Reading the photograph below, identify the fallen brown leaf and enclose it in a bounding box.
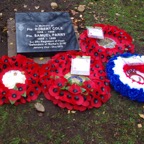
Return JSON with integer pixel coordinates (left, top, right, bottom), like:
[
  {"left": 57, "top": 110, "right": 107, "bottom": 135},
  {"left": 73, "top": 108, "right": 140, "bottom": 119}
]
[
  {"left": 23, "top": 4, "right": 27, "bottom": 8},
  {"left": 35, "top": 6, "right": 40, "bottom": 9},
  {"left": 139, "top": 114, "right": 144, "bottom": 119},
  {"left": 138, "top": 123, "right": 142, "bottom": 128},
  {"left": 70, "top": 10, "right": 78, "bottom": 16},
  {"left": 77, "top": 5, "right": 85, "bottom": 12}
]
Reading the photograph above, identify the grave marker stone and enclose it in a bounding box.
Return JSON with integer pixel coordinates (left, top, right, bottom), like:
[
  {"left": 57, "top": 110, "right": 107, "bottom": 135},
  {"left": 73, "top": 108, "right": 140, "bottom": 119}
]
[{"left": 15, "top": 12, "right": 79, "bottom": 57}]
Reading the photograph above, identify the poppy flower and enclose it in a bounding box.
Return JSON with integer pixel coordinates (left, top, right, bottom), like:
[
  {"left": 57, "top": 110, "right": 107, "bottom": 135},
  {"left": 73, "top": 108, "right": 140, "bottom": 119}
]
[
  {"left": 16, "top": 83, "right": 27, "bottom": 95},
  {"left": 43, "top": 90, "right": 51, "bottom": 100},
  {"left": 82, "top": 97, "right": 89, "bottom": 107},
  {"left": 68, "top": 84, "right": 82, "bottom": 95},
  {"left": 48, "top": 85, "right": 60, "bottom": 97},
  {"left": 0, "top": 55, "right": 40, "bottom": 105},
  {"left": 64, "top": 102, "right": 73, "bottom": 110},
  {"left": 27, "top": 87, "right": 39, "bottom": 101},
  {"left": 57, "top": 101, "right": 66, "bottom": 109},
  {"left": 91, "top": 96, "right": 102, "bottom": 108},
  {"left": 100, "top": 92, "right": 111, "bottom": 103},
  {"left": 41, "top": 51, "right": 111, "bottom": 111},
  {"left": 33, "top": 84, "right": 41, "bottom": 95},
  {"left": 97, "top": 81, "right": 110, "bottom": 95},
  {"left": 39, "top": 64, "right": 50, "bottom": 78},
  {"left": 61, "top": 91, "right": 73, "bottom": 104},
  {"left": 7, "top": 89, "right": 21, "bottom": 102},
  {"left": 79, "top": 24, "right": 135, "bottom": 62},
  {"left": 72, "top": 94, "right": 84, "bottom": 105},
  {"left": 52, "top": 98, "right": 59, "bottom": 105},
  {"left": 0, "top": 84, "right": 9, "bottom": 105},
  {"left": 73, "top": 105, "right": 87, "bottom": 111},
  {"left": 19, "top": 97, "right": 27, "bottom": 104},
  {"left": 83, "top": 80, "right": 96, "bottom": 91},
  {"left": 0, "top": 97, "right": 6, "bottom": 105},
  {"left": 58, "top": 90, "right": 66, "bottom": 98},
  {"left": 54, "top": 77, "right": 68, "bottom": 88},
  {"left": 0, "top": 96, "right": 9, "bottom": 105},
  {"left": 14, "top": 97, "right": 27, "bottom": 106}
]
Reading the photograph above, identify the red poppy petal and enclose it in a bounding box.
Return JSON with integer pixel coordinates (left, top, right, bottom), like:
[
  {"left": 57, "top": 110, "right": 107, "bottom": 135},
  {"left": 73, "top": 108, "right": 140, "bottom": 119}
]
[
  {"left": 65, "top": 103, "right": 73, "bottom": 110},
  {"left": 7, "top": 90, "right": 21, "bottom": 101},
  {"left": 49, "top": 86, "right": 60, "bottom": 97},
  {"left": 52, "top": 98, "right": 59, "bottom": 105},
  {"left": 73, "top": 105, "right": 87, "bottom": 111},
  {"left": 57, "top": 101, "right": 66, "bottom": 109},
  {"left": 73, "top": 95, "right": 84, "bottom": 105},
  {"left": 27, "top": 87, "right": 39, "bottom": 101},
  {"left": 100, "top": 93, "right": 111, "bottom": 103},
  {"left": 91, "top": 97, "right": 102, "bottom": 108},
  {"left": 68, "top": 84, "right": 82, "bottom": 95}
]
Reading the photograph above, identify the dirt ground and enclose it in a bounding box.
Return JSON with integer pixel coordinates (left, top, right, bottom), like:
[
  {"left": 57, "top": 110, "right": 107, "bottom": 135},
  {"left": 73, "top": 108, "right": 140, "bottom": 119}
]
[{"left": 0, "top": 0, "right": 81, "bottom": 57}]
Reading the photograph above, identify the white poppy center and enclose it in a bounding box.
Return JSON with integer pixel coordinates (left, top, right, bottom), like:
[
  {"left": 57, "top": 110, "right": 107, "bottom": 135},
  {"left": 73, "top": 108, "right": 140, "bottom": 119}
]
[
  {"left": 2, "top": 70, "right": 26, "bottom": 89},
  {"left": 97, "top": 37, "right": 116, "bottom": 48}
]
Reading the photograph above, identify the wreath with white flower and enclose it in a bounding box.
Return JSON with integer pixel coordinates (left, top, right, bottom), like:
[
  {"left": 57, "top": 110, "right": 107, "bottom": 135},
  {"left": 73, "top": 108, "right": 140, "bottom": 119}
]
[
  {"left": 0, "top": 55, "right": 41, "bottom": 105},
  {"left": 40, "top": 51, "right": 111, "bottom": 111},
  {"left": 106, "top": 53, "right": 144, "bottom": 102},
  {"left": 79, "top": 24, "right": 135, "bottom": 62}
]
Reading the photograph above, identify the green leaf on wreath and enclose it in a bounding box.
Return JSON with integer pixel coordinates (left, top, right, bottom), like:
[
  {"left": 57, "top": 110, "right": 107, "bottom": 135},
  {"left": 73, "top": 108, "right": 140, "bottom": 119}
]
[
  {"left": 63, "top": 86, "right": 69, "bottom": 90},
  {"left": 81, "top": 88, "right": 86, "bottom": 93},
  {"left": 10, "top": 100, "right": 16, "bottom": 105},
  {"left": 65, "top": 86, "right": 69, "bottom": 90},
  {"left": 55, "top": 76, "right": 59, "bottom": 79},
  {"left": 64, "top": 73, "right": 70, "bottom": 79},
  {"left": 85, "top": 77, "right": 90, "bottom": 81},
  {"left": 13, "top": 85, "right": 18, "bottom": 90},
  {"left": 78, "top": 82, "right": 83, "bottom": 86},
  {"left": 50, "top": 75, "right": 54, "bottom": 79},
  {"left": 22, "top": 92, "right": 26, "bottom": 97},
  {"left": 61, "top": 86, "right": 69, "bottom": 90},
  {"left": 61, "top": 86, "right": 65, "bottom": 90},
  {"left": 68, "top": 79, "right": 73, "bottom": 84}
]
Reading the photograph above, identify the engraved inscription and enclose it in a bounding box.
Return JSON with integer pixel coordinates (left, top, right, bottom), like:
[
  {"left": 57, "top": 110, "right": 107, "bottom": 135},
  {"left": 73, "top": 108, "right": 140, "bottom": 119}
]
[{"left": 25, "top": 24, "right": 67, "bottom": 50}]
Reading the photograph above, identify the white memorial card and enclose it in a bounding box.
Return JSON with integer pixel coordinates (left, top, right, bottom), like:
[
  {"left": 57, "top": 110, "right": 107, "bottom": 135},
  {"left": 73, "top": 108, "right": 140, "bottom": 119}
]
[
  {"left": 71, "top": 56, "right": 91, "bottom": 75},
  {"left": 87, "top": 26, "right": 104, "bottom": 39}
]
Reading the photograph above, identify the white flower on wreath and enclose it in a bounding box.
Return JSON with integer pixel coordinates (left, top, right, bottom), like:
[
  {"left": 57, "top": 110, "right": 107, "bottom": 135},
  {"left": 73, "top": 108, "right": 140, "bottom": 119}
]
[{"left": 2, "top": 70, "right": 26, "bottom": 89}]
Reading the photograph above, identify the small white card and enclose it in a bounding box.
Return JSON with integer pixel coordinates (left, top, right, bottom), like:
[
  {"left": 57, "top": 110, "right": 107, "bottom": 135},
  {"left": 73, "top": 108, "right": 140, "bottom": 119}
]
[
  {"left": 71, "top": 56, "right": 91, "bottom": 75},
  {"left": 87, "top": 26, "right": 104, "bottom": 39}
]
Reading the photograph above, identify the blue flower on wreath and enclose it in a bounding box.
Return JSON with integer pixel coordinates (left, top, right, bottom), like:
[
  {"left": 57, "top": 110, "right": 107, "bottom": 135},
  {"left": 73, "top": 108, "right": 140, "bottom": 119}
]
[{"left": 106, "top": 53, "right": 144, "bottom": 102}]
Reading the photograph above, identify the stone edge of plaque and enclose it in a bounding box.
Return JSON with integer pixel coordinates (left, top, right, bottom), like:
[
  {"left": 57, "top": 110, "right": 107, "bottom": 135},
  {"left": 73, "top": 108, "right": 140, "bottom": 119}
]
[{"left": 7, "top": 19, "right": 50, "bottom": 64}]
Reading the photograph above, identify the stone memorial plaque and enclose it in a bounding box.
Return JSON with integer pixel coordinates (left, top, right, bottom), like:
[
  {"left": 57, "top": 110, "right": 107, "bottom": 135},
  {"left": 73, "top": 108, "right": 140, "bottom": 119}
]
[{"left": 15, "top": 12, "right": 79, "bottom": 57}]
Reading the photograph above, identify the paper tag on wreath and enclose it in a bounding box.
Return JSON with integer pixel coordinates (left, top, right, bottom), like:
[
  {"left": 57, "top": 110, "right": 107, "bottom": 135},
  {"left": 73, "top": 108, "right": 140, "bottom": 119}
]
[
  {"left": 87, "top": 26, "right": 104, "bottom": 39},
  {"left": 71, "top": 56, "right": 91, "bottom": 75}
]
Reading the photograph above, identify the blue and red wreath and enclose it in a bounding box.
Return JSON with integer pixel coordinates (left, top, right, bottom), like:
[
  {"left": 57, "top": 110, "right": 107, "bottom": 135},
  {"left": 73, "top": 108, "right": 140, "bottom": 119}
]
[
  {"left": 106, "top": 53, "right": 144, "bottom": 102},
  {"left": 79, "top": 24, "right": 135, "bottom": 62},
  {"left": 0, "top": 54, "right": 41, "bottom": 105},
  {"left": 40, "top": 51, "right": 111, "bottom": 111}
]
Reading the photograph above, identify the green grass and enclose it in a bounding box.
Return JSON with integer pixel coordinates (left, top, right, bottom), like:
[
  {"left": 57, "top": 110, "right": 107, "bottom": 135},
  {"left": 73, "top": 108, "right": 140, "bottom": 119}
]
[{"left": 83, "top": 0, "right": 144, "bottom": 47}]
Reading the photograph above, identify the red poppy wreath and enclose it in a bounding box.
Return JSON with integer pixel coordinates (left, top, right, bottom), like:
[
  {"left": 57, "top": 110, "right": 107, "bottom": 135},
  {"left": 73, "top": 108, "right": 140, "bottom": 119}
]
[
  {"left": 0, "top": 54, "right": 41, "bottom": 105},
  {"left": 79, "top": 24, "right": 135, "bottom": 62},
  {"left": 40, "top": 51, "right": 111, "bottom": 111}
]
